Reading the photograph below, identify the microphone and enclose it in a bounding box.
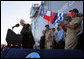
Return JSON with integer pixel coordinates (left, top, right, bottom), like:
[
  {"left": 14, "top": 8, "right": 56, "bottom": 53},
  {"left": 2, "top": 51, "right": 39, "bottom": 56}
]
[{"left": 12, "top": 24, "right": 20, "bottom": 29}]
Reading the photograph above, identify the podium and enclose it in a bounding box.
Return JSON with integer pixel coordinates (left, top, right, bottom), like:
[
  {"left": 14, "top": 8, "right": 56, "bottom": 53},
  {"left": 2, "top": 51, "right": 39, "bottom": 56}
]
[
  {"left": 6, "top": 29, "right": 23, "bottom": 48},
  {"left": 1, "top": 48, "right": 83, "bottom": 58}
]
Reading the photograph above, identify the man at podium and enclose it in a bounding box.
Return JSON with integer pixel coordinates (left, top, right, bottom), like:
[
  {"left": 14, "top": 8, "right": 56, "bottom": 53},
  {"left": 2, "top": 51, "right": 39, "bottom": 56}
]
[{"left": 20, "top": 19, "right": 35, "bottom": 49}]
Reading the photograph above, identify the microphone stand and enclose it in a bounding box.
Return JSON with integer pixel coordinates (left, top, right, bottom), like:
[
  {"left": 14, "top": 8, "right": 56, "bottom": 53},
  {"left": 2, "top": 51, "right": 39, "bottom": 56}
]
[{"left": 12, "top": 26, "right": 15, "bottom": 30}]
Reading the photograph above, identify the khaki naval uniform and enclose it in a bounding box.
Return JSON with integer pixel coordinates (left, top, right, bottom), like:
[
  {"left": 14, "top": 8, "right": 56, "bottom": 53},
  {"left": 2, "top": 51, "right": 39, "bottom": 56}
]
[
  {"left": 45, "top": 29, "right": 54, "bottom": 49},
  {"left": 64, "top": 17, "right": 82, "bottom": 49}
]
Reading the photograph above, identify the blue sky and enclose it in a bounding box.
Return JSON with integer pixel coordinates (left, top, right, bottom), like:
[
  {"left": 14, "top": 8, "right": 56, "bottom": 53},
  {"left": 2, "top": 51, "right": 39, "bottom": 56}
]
[{"left": 1, "top": 1, "right": 41, "bottom": 44}]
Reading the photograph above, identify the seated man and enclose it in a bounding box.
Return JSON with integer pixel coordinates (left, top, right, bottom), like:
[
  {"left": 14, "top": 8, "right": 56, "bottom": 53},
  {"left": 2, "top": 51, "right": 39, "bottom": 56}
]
[{"left": 20, "top": 19, "right": 35, "bottom": 48}]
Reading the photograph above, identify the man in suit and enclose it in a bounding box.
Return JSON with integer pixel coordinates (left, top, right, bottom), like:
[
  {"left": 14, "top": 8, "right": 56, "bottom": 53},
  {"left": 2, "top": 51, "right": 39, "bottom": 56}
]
[{"left": 20, "top": 19, "right": 35, "bottom": 48}]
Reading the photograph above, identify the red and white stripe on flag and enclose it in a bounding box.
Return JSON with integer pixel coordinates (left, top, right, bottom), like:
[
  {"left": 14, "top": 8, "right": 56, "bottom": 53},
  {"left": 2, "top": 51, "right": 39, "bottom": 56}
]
[
  {"left": 38, "top": 7, "right": 41, "bottom": 15},
  {"left": 43, "top": 10, "right": 51, "bottom": 21}
]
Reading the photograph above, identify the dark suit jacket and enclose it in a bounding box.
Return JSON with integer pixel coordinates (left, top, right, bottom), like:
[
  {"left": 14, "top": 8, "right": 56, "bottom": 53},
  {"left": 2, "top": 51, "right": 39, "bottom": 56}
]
[
  {"left": 21, "top": 24, "right": 35, "bottom": 48},
  {"left": 40, "top": 35, "right": 45, "bottom": 49}
]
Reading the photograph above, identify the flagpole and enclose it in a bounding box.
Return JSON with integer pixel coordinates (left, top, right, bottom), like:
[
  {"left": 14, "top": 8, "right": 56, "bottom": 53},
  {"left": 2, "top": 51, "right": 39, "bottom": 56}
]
[{"left": 48, "top": 1, "right": 49, "bottom": 25}]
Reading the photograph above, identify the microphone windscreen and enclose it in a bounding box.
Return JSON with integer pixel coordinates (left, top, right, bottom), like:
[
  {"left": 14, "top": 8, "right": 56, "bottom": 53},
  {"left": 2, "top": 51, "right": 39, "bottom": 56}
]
[{"left": 15, "top": 24, "right": 20, "bottom": 27}]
